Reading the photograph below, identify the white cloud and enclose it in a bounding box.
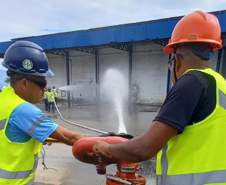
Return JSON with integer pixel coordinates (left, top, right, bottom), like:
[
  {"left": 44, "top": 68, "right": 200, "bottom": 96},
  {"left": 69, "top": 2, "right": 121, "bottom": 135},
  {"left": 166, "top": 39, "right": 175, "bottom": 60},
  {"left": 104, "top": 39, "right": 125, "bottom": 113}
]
[{"left": 0, "top": 0, "right": 225, "bottom": 41}]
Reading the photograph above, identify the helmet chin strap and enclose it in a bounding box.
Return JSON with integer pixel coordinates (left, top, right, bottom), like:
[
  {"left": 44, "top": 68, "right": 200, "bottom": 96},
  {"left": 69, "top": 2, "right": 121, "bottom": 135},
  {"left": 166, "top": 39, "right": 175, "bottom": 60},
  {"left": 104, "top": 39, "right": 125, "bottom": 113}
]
[{"left": 173, "top": 58, "right": 178, "bottom": 83}]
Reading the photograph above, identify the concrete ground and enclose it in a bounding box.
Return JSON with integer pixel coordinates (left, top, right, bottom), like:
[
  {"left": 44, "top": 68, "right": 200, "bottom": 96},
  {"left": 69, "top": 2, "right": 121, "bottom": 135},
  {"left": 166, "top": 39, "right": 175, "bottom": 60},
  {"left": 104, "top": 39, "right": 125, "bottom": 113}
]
[{"left": 34, "top": 104, "right": 158, "bottom": 185}]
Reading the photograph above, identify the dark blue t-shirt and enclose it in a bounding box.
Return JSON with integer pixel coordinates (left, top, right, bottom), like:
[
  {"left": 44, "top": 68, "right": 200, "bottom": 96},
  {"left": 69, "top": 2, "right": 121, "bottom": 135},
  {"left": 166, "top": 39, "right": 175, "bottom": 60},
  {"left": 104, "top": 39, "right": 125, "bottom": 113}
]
[{"left": 154, "top": 71, "right": 216, "bottom": 133}]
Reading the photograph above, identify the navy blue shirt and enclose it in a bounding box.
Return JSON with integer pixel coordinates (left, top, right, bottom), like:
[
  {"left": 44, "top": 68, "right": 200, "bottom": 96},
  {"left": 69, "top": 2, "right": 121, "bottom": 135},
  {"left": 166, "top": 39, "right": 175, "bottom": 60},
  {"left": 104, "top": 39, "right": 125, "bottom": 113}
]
[{"left": 154, "top": 71, "right": 216, "bottom": 133}]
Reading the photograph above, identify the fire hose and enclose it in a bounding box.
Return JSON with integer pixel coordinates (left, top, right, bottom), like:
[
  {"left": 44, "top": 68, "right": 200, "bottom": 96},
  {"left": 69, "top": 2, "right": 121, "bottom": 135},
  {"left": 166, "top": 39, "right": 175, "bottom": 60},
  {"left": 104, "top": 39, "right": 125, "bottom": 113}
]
[
  {"left": 45, "top": 103, "right": 146, "bottom": 184},
  {"left": 54, "top": 101, "right": 109, "bottom": 135},
  {"left": 45, "top": 101, "right": 133, "bottom": 142}
]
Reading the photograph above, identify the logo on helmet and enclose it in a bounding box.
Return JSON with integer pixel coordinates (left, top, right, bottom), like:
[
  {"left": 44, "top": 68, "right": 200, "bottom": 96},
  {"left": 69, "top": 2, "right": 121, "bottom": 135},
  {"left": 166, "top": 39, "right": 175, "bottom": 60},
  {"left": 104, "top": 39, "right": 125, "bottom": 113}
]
[{"left": 22, "top": 59, "right": 33, "bottom": 70}]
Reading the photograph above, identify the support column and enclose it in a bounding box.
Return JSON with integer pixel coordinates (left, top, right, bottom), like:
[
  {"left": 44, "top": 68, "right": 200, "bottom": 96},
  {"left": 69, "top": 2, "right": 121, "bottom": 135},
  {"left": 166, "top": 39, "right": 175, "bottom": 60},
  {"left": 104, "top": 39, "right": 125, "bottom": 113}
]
[
  {"left": 65, "top": 50, "right": 71, "bottom": 108},
  {"left": 95, "top": 49, "right": 101, "bottom": 121},
  {"left": 95, "top": 49, "right": 100, "bottom": 84},
  {"left": 128, "top": 45, "right": 133, "bottom": 93},
  {"left": 128, "top": 45, "right": 134, "bottom": 113},
  {"left": 95, "top": 49, "right": 100, "bottom": 103}
]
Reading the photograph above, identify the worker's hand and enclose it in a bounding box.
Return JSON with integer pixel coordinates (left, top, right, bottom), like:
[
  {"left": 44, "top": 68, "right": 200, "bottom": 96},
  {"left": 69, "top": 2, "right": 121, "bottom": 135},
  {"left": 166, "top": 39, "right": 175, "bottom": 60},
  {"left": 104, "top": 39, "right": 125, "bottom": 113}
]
[
  {"left": 70, "top": 133, "right": 84, "bottom": 143},
  {"left": 43, "top": 138, "right": 60, "bottom": 145},
  {"left": 93, "top": 141, "right": 112, "bottom": 159},
  {"left": 50, "top": 126, "right": 86, "bottom": 146},
  {"left": 74, "top": 151, "right": 99, "bottom": 164},
  {"left": 43, "top": 141, "right": 53, "bottom": 146}
]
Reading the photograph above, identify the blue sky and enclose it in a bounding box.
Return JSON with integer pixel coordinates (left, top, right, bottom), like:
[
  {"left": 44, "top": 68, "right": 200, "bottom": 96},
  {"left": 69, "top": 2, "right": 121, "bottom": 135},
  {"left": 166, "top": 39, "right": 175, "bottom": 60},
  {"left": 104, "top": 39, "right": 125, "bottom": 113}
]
[
  {"left": 1, "top": 0, "right": 226, "bottom": 67},
  {"left": 0, "top": 0, "right": 226, "bottom": 42}
]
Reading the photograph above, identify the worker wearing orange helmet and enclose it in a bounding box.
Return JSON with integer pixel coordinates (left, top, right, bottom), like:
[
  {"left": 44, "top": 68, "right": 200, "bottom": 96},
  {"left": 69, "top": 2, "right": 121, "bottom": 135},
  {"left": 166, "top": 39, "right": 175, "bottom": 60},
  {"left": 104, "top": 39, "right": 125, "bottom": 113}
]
[{"left": 93, "top": 11, "right": 226, "bottom": 185}]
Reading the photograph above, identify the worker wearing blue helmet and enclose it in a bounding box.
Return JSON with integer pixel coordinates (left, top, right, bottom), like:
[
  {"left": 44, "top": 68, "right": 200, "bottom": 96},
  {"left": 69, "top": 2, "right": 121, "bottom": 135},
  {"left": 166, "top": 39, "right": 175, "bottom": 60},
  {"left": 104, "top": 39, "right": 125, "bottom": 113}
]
[
  {"left": 3, "top": 40, "right": 54, "bottom": 77},
  {"left": 0, "top": 40, "right": 83, "bottom": 185}
]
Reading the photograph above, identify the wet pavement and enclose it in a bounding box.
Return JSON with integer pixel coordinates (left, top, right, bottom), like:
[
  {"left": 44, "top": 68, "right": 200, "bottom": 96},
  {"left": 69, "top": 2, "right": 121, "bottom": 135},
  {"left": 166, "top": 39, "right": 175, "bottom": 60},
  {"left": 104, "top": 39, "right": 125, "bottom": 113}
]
[{"left": 35, "top": 103, "right": 158, "bottom": 185}]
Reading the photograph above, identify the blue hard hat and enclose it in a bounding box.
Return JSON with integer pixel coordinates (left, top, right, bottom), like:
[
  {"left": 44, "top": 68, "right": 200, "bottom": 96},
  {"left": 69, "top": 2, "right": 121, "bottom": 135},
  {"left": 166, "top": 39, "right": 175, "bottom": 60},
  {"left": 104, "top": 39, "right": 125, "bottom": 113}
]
[{"left": 2, "top": 40, "right": 54, "bottom": 77}]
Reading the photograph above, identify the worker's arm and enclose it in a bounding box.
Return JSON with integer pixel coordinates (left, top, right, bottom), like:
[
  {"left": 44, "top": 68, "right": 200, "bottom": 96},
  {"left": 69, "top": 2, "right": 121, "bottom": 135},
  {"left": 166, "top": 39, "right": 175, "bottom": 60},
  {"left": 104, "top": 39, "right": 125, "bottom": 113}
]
[
  {"left": 93, "top": 72, "right": 208, "bottom": 162},
  {"left": 93, "top": 121, "right": 177, "bottom": 162},
  {"left": 49, "top": 126, "right": 83, "bottom": 146}
]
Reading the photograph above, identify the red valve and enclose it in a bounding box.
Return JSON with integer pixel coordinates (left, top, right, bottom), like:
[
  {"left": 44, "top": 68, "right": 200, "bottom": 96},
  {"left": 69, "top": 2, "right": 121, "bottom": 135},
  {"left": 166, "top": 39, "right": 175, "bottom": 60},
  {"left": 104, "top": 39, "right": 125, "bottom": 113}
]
[
  {"left": 73, "top": 136, "right": 127, "bottom": 163},
  {"left": 106, "top": 162, "right": 146, "bottom": 185},
  {"left": 72, "top": 136, "right": 146, "bottom": 184}
]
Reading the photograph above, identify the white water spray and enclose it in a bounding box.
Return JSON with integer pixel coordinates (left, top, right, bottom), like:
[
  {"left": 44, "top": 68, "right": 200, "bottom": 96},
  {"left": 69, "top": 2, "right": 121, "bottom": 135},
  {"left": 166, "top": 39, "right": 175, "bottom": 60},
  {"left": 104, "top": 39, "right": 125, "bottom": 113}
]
[{"left": 102, "top": 69, "right": 128, "bottom": 133}]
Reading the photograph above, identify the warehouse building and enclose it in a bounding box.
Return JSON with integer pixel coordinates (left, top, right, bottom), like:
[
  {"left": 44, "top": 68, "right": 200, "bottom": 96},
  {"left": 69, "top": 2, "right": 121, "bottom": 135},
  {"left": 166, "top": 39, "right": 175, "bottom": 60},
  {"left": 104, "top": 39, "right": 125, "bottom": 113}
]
[{"left": 0, "top": 10, "right": 226, "bottom": 105}]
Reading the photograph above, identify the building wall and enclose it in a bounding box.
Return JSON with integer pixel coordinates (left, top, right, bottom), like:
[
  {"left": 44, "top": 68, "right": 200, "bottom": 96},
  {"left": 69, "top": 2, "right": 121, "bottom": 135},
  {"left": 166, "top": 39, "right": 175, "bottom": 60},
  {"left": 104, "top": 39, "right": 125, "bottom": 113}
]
[
  {"left": 47, "top": 54, "right": 66, "bottom": 88},
  {"left": 69, "top": 50, "right": 96, "bottom": 84},
  {"left": 132, "top": 43, "right": 168, "bottom": 104},
  {"left": 98, "top": 47, "right": 129, "bottom": 102},
  {"left": 70, "top": 50, "right": 96, "bottom": 101},
  {"left": 47, "top": 42, "right": 169, "bottom": 104}
]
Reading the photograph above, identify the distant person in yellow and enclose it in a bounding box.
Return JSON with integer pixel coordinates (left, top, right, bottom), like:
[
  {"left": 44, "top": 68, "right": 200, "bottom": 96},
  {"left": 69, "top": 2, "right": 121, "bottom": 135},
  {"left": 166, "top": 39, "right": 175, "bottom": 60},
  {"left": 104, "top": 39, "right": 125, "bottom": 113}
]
[
  {"left": 46, "top": 87, "right": 55, "bottom": 113},
  {"left": 0, "top": 40, "right": 83, "bottom": 184},
  {"left": 43, "top": 87, "right": 49, "bottom": 111},
  {"left": 52, "top": 86, "right": 59, "bottom": 104}
]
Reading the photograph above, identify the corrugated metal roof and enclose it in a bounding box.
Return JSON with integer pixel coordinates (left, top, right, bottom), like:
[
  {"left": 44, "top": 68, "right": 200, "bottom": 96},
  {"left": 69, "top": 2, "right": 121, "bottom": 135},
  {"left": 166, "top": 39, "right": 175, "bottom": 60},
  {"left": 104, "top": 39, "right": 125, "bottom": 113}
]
[{"left": 0, "top": 10, "right": 226, "bottom": 55}]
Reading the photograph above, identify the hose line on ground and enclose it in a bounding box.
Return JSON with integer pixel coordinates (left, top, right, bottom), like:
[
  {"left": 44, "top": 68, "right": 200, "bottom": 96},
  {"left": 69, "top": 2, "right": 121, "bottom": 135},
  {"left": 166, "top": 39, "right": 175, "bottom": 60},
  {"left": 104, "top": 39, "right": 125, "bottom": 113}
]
[{"left": 54, "top": 101, "right": 108, "bottom": 135}]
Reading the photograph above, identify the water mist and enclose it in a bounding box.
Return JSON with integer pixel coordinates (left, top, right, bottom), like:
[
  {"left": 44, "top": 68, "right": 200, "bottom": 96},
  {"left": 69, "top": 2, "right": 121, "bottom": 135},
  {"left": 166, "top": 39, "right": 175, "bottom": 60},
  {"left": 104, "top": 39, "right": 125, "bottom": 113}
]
[{"left": 102, "top": 69, "right": 128, "bottom": 134}]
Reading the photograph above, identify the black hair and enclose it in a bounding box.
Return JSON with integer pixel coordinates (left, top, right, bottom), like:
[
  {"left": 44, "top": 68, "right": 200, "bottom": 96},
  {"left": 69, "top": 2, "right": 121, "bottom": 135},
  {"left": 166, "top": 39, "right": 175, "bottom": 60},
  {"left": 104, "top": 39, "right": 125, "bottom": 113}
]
[
  {"left": 180, "top": 43, "right": 213, "bottom": 60},
  {"left": 7, "top": 70, "right": 25, "bottom": 85},
  {"left": 7, "top": 70, "right": 46, "bottom": 88}
]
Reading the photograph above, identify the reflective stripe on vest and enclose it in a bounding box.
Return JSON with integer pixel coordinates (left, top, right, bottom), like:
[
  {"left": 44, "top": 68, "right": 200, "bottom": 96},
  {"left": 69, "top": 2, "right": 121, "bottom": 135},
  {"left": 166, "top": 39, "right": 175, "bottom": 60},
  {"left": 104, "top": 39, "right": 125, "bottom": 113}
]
[
  {"left": 156, "top": 68, "right": 226, "bottom": 185},
  {"left": 157, "top": 90, "right": 226, "bottom": 185},
  {"left": 26, "top": 179, "right": 34, "bottom": 185},
  {"left": 159, "top": 145, "right": 168, "bottom": 185},
  {"left": 219, "top": 90, "right": 226, "bottom": 109},
  {"left": 157, "top": 170, "right": 226, "bottom": 185},
  {"left": 27, "top": 114, "right": 46, "bottom": 136},
  {"left": 0, "top": 86, "right": 42, "bottom": 184},
  {"left": 0, "top": 155, "right": 38, "bottom": 179},
  {"left": 158, "top": 145, "right": 226, "bottom": 185},
  {"left": 0, "top": 119, "right": 6, "bottom": 130}
]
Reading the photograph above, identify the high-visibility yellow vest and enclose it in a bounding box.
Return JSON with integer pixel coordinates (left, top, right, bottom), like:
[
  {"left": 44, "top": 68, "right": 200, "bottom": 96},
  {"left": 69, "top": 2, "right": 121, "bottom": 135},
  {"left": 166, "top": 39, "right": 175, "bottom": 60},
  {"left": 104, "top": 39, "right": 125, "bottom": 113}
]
[
  {"left": 46, "top": 91, "right": 55, "bottom": 102},
  {"left": 52, "top": 89, "right": 59, "bottom": 98},
  {"left": 44, "top": 91, "right": 48, "bottom": 99},
  {"left": 156, "top": 68, "right": 226, "bottom": 185},
  {"left": 0, "top": 86, "right": 42, "bottom": 185}
]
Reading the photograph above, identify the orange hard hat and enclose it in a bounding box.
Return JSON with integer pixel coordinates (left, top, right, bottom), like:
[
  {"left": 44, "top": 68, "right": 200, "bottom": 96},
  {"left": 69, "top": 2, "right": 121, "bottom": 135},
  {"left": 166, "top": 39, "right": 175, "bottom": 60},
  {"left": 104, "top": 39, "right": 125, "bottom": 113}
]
[{"left": 164, "top": 11, "right": 223, "bottom": 54}]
